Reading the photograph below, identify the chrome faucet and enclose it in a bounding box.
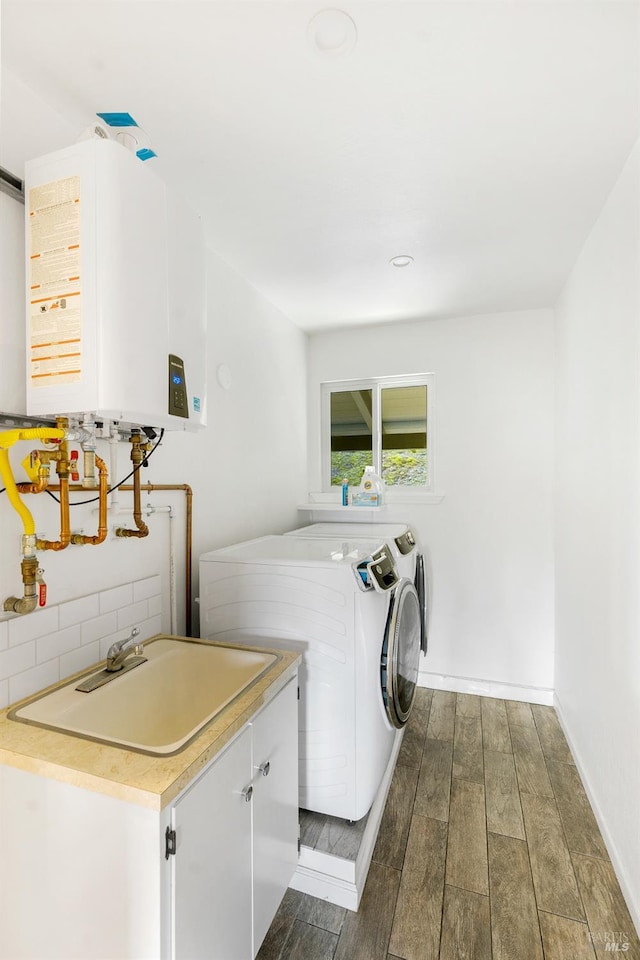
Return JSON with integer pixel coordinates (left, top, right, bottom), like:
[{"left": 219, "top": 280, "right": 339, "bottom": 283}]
[{"left": 106, "top": 627, "right": 143, "bottom": 672}]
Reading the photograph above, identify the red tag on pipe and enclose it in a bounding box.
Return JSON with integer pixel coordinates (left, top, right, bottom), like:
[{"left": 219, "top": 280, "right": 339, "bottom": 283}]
[
  {"left": 70, "top": 449, "right": 80, "bottom": 482},
  {"left": 38, "top": 581, "right": 47, "bottom": 607}
]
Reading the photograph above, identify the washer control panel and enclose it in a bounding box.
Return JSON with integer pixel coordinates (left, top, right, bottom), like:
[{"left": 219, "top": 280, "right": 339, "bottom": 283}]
[
  {"left": 395, "top": 529, "right": 417, "bottom": 555},
  {"left": 355, "top": 545, "right": 398, "bottom": 592}
]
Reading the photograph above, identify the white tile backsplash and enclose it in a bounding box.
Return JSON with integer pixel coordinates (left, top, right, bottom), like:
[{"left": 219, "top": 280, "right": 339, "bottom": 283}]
[
  {"left": 0, "top": 576, "right": 163, "bottom": 706},
  {"left": 116, "top": 600, "right": 150, "bottom": 631},
  {"left": 59, "top": 641, "right": 101, "bottom": 679},
  {"left": 99, "top": 583, "right": 134, "bottom": 614},
  {"left": 36, "top": 625, "right": 81, "bottom": 664},
  {"left": 0, "top": 642, "right": 36, "bottom": 682},
  {"left": 138, "top": 613, "right": 163, "bottom": 641},
  {"left": 81, "top": 611, "right": 118, "bottom": 646},
  {"left": 9, "top": 660, "right": 59, "bottom": 705},
  {"left": 148, "top": 594, "right": 162, "bottom": 618},
  {"left": 58, "top": 594, "right": 100, "bottom": 629},
  {"left": 133, "top": 575, "right": 161, "bottom": 602},
  {"left": 8, "top": 606, "right": 59, "bottom": 648}
]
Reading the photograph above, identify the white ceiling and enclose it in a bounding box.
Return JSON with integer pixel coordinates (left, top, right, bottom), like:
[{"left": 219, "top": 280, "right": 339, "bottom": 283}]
[{"left": 2, "top": 1, "right": 639, "bottom": 331}]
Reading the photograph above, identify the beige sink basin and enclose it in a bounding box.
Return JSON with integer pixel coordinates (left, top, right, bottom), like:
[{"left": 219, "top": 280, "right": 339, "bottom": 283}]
[{"left": 9, "top": 636, "right": 279, "bottom": 755}]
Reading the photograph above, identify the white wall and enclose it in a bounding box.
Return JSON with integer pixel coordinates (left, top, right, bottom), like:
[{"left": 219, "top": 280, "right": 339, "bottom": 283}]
[
  {"left": 555, "top": 138, "right": 640, "bottom": 927},
  {"left": 0, "top": 69, "right": 308, "bottom": 705},
  {"left": 307, "top": 309, "right": 555, "bottom": 699}
]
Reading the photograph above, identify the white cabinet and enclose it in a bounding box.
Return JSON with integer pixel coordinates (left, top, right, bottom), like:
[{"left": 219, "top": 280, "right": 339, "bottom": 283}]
[
  {"left": 172, "top": 725, "right": 253, "bottom": 960},
  {"left": 251, "top": 676, "right": 299, "bottom": 950},
  {"left": 0, "top": 674, "right": 298, "bottom": 960},
  {"left": 171, "top": 677, "right": 299, "bottom": 959}
]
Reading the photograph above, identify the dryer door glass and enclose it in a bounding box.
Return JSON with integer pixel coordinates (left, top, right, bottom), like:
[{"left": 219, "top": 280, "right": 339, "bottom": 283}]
[{"left": 381, "top": 579, "right": 421, "bottom": 728}]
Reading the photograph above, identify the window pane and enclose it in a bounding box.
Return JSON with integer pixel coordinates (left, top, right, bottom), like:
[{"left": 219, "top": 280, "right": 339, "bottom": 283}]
[
  {"left": 381, "top": 385, "right": 427, "bottom": 486},
  {"left": 330, "top": 389, "right": 373, "bottom": 485}
]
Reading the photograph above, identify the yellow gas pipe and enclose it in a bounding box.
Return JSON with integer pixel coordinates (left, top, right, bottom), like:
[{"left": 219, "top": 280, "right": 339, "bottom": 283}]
[
  {"left": 0, "top": 428, "right": 64, "bottom": 532},
  {"left": 0, "top": 426, "right": 65, "bottom": 614}
]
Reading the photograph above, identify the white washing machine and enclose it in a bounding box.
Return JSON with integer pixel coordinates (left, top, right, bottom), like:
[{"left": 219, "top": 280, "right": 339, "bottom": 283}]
[
  {"left": 286, "top": 522, "right": 430, "bottom": 657},
  {"left": 199, "top": 535, "right": 422, "bottom": 821}
]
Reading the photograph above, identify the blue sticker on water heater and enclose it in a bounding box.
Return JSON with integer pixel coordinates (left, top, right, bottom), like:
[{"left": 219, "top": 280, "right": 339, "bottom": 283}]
[
  {"left": 96, "top": 112, "right": 139, "bottom": 128},
  {"left": 136, "top": 148, "right": 157, "bottom": 162},
  {"left": 193, "top": 397, "right": 201, "bottom": 412}
]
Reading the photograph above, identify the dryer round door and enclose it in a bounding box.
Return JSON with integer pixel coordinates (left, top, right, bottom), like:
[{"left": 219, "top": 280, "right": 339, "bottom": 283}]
[{"left": 381, "top": 578, "right": 421, "bottom": 728}]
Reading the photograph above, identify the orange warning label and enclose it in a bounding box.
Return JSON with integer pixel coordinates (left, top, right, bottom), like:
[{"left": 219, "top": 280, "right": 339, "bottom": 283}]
[{"left": 28, "top": 176, "right": 82, "bottom": 387}]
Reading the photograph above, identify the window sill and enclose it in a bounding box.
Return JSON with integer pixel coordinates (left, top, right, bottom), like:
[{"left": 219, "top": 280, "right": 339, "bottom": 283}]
[{"left": 299, "top": 492, "right": 445, "bottom": 512}]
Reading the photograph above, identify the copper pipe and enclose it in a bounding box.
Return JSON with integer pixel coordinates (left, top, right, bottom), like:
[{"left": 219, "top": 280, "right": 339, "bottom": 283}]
[
  {"left": 36, "top": 419, "right": 72, "bottom": 552},
  {"left": 16, "top": 475, "right": 49, "bottom": 494},
  {"left": 36, "top": 474, "right": 71, "bottom": 551},
  {"left": 35, "top": 480, "right": 194, "bottom": 636},
  {"left": 70, "top": 456, "right": 108, "bottom": 546},
  {"left": 115, "top": 464, "right": 149, "bottom": 538},
  {"left": 115, "top": 435, "right": 150, "bottom": 539}
]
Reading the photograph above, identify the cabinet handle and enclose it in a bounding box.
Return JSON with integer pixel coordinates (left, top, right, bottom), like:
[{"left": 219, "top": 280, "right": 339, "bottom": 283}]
[
  {"left": 240, "top": 784, "right": 253, "bottom": 803},
  {"left": 258, "top": 761, "right": 270, "bottom": 778}
]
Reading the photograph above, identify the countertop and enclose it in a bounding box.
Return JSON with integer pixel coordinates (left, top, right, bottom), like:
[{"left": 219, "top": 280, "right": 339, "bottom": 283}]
[{"left": 0, "top": 635, "right": 300, "bottom": 811}]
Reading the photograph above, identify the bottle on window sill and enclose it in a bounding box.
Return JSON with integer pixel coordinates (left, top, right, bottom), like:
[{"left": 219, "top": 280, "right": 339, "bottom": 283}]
[{"left": 355, "top": 465, "right": 384, "bottom": 506}]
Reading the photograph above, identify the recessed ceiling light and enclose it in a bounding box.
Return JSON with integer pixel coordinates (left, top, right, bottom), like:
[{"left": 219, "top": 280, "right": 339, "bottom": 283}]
[
  {"left": 390, "top": 255, "right": 414, "bottom": 268},
  {"left": 307, "top": 9, "right": 357, "bottom": 58}
]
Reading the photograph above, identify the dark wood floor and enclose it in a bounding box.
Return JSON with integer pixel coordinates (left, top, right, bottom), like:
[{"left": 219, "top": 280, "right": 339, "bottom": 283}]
[{"left": 258, "top": 689, "right": 640, "bottom": 960}]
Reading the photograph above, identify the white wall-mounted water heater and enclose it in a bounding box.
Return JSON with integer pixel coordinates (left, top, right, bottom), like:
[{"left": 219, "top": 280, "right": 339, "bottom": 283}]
[{"left": 24, "top": 137, "right": 207, "bottom": 431}]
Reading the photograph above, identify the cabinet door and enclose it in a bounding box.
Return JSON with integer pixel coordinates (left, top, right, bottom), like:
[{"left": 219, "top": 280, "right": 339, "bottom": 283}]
[
  {"left": 251, "top": 679, "right": 299, "bottom": 953},
  {"left": 172, "top": 726, "right": 252, "bottom": 960}
]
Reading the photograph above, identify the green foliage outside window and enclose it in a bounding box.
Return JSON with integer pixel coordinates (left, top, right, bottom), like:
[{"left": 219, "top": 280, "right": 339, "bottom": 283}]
[
  {"left": 382, "top": 450, "right": 427, "bottom": 485},
  {"left": 331, "top": 451, "right": 372, "bottom": 486},
  {"left": 331, "top": 450, "right": 427, "bottom": 487}
]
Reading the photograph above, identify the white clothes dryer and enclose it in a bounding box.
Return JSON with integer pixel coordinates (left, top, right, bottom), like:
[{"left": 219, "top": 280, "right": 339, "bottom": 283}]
[
  {"left": 286, "top": 522, "right": 430, "bottom": 657},
  {"left": 199, "top": 535, "right": 421, "bottom": 821}
]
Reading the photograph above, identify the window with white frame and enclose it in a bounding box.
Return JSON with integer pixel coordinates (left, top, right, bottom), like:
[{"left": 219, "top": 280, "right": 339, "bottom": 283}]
[{"left": 321, "top": 374, "right": 434, "bottom": 493}]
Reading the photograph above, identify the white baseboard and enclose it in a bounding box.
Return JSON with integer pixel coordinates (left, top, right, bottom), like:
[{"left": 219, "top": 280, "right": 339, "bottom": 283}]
[
  {"left": 291, "top": 859, "right": 358, "bottom": 911},
  {"left": 553, "top": 693, "right": 640, "bottom": 938},
  {"left": 289, "top": 728, "right": 403, "bottom": 911},
  {"left": 419, "top": 669, "right": 554, "bottom": 705}
]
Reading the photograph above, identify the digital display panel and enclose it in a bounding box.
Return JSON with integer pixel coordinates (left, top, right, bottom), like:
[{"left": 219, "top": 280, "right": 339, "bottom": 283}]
[{"left": 169, "top": 354, "right": 189, "bottom": 419}]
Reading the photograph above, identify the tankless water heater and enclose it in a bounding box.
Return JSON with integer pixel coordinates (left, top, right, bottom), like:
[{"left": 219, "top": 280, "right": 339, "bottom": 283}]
[{"left": 24, "top": 138, "right": 207, "bottom": 431}]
